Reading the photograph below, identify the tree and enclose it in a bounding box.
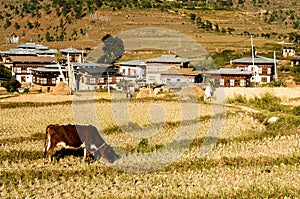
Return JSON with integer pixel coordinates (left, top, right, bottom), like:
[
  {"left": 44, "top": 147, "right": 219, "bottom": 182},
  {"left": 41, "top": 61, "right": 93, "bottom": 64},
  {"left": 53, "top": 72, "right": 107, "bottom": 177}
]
[
  {"left": 190, "top": 13, "right": 196, "bottom": 21},
  {"left": 98, "top": 35, "right": 125, "bottom": 64},
  {"left": 45, "top": 31, "right": 53, "bottom": 42},
  {"left": 14, "top": 22, "right": 20, "bottom": 30},
  {"left": 101, "top": 34, "right": 112, "bottom": 42},
  {"left": 0, "top": 65, "right": 20, "bottom": 92},
  {"left": 2, "top": 78, "right": 21, "bottom": 92},
  {"left": 4, "top": 18, "right": 11, "bottom": 29}
]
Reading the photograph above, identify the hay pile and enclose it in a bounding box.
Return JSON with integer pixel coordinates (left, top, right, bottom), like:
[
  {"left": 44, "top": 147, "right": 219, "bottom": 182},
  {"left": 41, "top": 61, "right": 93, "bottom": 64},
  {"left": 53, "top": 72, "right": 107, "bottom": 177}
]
[
  {"left": 136, "top": 88, "right": 156, "bottom": 98},
  {"left": 0, "top": 87, "right": 7, "bottom": 95},
  {"left": 180, "top": 85, "right": 204, "bottom": 99},
  {"left": 52, "top": 82, "right": 71, "bottom": 95}
]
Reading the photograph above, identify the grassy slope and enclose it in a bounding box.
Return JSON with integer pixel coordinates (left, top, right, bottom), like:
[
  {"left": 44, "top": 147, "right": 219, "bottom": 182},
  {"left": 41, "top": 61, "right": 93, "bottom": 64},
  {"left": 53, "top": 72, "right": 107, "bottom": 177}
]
[{"left": 0, "top": 0, "right": 299, "bottom": 54}]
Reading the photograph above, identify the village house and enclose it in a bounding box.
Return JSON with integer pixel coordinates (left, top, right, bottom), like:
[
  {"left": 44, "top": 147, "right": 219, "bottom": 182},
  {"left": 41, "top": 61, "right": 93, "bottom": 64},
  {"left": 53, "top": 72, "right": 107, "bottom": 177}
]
[
  {"left": 282, "top": 46, "right": 296, "bottom": 57},
  {"left": 146, "top": 55, "right": 191, "bottom": 84},
  {"left": 9, "top": 56, "right": 57, "bottom": 84},
  {"left": 32, "top": 64, "right": 68, "bottom": 86},
  {"left": 290, "top": 57, "right": 300, "bottom": 66},
  {"left": 203, "top": 68, "right": 252, "bottom": 87},
  {"left": 72, "top": 62, "right": 121, "bottom": 91},
  {"left": 60, "top": 48, "right": 85, "bottom": 64},
  {"left": 1, "top": 43, "right": 57, "bottom": 68},
  {"left": 160, "top": 68, "right": 201, "bottom": 88},
  {"left": 115, "top": 60, "right": 146, "bottom": 82},
  {"left": 230, "top": 55, "right": 279, "bottom": 85}
]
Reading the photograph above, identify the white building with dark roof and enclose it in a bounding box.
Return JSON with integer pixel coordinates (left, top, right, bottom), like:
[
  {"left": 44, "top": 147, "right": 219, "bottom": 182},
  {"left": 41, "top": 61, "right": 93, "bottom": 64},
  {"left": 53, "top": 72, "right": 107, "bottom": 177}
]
[
  {"left": 203, "top": 68, "right": 252, "bottom": 87},
  {"left": 115, "top": 60, "right": 146, "bottom": 82},
  {"left": 72, "top": 62, "right": 121, "bottom": 90},
  {"left": 230, "top": 55, "right": 279, "bottom": 84},
  {"left": 146, "top": 55, "right": 191, "bottom": 84},
  {"left": 60, "top": 48, "right": 86, "bottom": 64}
]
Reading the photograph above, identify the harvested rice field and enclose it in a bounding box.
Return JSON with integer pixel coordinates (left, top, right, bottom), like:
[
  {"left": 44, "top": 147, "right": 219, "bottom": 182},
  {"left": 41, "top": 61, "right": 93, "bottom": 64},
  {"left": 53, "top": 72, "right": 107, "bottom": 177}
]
[{"left": 0, "top": 91, "right": 299, "bottom": 198}]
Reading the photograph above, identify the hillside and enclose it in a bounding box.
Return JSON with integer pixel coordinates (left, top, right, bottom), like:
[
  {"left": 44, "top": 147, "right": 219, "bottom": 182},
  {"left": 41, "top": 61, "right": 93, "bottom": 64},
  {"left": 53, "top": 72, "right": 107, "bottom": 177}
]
[{"left": 0, "top": 0, "right": 299, "bottom": 56}]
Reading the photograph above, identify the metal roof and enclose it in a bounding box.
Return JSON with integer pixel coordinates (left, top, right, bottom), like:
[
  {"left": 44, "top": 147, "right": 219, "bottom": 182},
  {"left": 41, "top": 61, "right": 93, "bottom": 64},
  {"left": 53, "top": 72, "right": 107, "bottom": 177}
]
[
  {"left": 147, "top": 55, "right": 190, "bottom": 63},
  {"left": 31, "top": 68, "right": 67, "bottom": 73},
  {"left": 2, "top": 48, "right": 37, "bottom": 56},
  {"left": 17, "top": 43, "right": 49, "bottom": 50},
  {"left": 61, "top": 48, "right": 84, "bottom": 54},
  {"left": 72, "top": 62, "right": 111, "bottom": 68},
  {"left": 203, "top": 68, "right": 252, "bottom": 75},
  {"left": 117, "top": 60, "right": 146, "bottom": 66},
  {"left": 74, "top": 62, "right": 116, "bottom": 75},
  {"left": 2, "top": 48, "right": 57, "bottom": 55},
  {"left": 232, "top": 55, "right": 279, "bottom": 64}
]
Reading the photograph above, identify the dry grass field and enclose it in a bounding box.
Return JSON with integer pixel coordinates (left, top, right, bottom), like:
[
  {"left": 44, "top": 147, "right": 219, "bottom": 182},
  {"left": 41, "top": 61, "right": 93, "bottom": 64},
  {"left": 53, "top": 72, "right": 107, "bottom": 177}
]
[{"left": 0, "top": 88, "right": 299, "bottom": 198}]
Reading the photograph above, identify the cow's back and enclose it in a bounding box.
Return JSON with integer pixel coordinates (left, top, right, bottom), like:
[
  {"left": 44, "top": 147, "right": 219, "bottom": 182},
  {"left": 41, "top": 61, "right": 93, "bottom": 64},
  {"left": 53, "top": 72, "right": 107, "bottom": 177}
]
[
  {"left": 75, "top": 125, "right": 105, "bottom": 146},
  {"left": 59, "top": 124, "right": 83, "bottom": 147}
]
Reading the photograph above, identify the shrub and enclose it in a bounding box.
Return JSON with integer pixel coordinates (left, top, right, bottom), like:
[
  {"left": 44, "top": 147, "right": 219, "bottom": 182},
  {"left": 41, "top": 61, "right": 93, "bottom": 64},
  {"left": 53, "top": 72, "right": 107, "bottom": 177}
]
[
  {"left": 292, "top": 106, "right": 300, "bottom": 116},
  {"left": 2, "top": 78, "right": 21, "bottom": 92},
  {"left": 248, "top": 93, "right": 281, "bottom": 110}
]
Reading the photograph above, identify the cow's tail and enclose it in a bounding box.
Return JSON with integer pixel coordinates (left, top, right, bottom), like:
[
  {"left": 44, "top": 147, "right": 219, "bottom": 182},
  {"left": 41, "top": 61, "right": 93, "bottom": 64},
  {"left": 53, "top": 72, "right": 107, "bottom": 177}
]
[{"left": 43, "top": 125, "right": 50, "bottom": 158}]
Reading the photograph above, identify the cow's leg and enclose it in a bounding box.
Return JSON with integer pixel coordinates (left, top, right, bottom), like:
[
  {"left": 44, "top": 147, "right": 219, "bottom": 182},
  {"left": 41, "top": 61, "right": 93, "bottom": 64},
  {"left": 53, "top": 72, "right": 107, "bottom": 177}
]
[
  {"left": 44, "top": 136, "right": 57, "bottom": 162},
  {"left": 82, "top": 142, "right": 89, "bottom": 162},
  {"left": 83, "top": 147, "right": 91, "bottom": 162}
]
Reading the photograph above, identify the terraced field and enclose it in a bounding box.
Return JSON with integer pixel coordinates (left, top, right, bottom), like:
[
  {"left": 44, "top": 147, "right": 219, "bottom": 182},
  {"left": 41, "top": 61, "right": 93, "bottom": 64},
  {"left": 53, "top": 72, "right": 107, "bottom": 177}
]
[{"left": 0, "top": 94, "right": 299, "bottom": 198}]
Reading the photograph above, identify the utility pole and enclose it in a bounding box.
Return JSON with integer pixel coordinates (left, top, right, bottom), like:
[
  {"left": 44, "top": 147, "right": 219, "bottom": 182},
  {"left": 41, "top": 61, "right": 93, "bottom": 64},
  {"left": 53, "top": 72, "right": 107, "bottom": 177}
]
[
  {"left": 274, "top": 51, "right": 278, "bottom": 81},
  {"left": 107, "top": 72, "right": 110, "bottom": 95}
]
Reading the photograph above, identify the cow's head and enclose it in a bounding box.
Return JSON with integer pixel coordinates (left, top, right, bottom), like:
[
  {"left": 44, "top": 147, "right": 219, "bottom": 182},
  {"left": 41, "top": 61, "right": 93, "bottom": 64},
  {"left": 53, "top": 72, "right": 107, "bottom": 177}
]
[{"left": 99, "top": 144, "right": 120, "bottom": 163}]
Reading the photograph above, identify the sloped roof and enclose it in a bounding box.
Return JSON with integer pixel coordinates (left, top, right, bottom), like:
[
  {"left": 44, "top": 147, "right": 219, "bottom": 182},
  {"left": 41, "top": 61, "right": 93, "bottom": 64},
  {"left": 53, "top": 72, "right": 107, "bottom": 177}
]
[
  {"left": 61, "top": 48, "right": 85, "bottom": 54},
  {"left": 2, "top": 48, "right": 57, "bottom": 55},
  {"left": 117, "top": 60, "right": 146, "bottom": 66},
  {"left": 147, "top": 55, "right": 190, "bottom": 63},
  {"left": 2, "top": 48, "right": 37, "bottom": 56},
  {"left": 72, "top": 62, "right": 111, "bottom": 68},
  {"left": 203, "top": 68, "right": 252, "bottom": 75},
  {"left": 10, "top": 56, "right": 56, "bottom": 63},
  {"left": 17, "top": 43, "right": 49, "bottom": 50},
  {"left": 232, "top": 55, "right": 279, "bottom": 64},
  {"left": 79, "top": 65, "right": 117, "bottom": 75},
  {"left": 32, "top": 67, "right": 67, "bottom": 73},
  {"left": 161, "top": 68, "right": 200, "bottom": 76}
]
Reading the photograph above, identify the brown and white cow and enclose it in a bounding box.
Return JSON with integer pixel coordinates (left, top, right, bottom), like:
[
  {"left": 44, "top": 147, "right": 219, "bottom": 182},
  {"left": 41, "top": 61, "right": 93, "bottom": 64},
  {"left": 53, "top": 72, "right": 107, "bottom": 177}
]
[{"left": 44, "top": 124, "right": 119, "bottom": 163}]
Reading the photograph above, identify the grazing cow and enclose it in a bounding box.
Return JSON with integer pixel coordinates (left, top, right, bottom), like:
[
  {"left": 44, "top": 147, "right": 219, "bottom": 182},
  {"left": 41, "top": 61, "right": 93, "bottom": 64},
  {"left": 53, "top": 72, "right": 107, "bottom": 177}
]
[{"left": 44, "top": 124, "right": 119, "bottom": 163}]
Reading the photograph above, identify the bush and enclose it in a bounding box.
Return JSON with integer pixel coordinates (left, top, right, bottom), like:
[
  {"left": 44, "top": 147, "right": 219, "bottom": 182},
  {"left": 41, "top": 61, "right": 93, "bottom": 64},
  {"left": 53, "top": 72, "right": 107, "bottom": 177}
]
[
  {"left": 2, "top": 78, "right": 21, "bottom": 92},
  {"left": 292, "top": 106, "right": 300, "bottom": 116},
  {"left": 269, "top": 80, "right": 286, "bottom": 87},
  {"left": 248, "top": 93, "right": 281, "bottom": 110}
]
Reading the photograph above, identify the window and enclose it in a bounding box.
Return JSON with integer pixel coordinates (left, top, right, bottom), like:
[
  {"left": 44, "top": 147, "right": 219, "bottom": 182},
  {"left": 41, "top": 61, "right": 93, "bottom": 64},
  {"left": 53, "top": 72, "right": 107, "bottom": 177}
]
[
  {"left": 41, "top": 78, "right": 47, "bottom": 84},
  {"left": 108, "top": 77, "right": 112, "bottom": 83},
  {"left": 267, "top": 68, "right": 271, "bottom": 74},
  {"left": 220, "top": 79, "right": 224, "bottom": 86},
  {"left": 27, "top": 67, "right": 32, "bottom": 74},
  {"left": 258, "top": 68, "right": 262, "bottom": 74},
  {"left": 149, "top": 76, "right": 156, "bottom": 82},
  {"left": 90, "top": 77, "right": 96, "bottom": 84},
  {"left": 52, "top": 78, "right": 56, "bottom": 84},
  {"left": 261, "top": 77, "right": 268, "bottom": 82},
  {"left": 16, "top": 67, "right": 21, "bottom": 73},
  {"left": 240, "top": 79, "right": 246, "bottom": 87},
  {"left": 99, "top": 78, "right": 104, "bottom": 83},
  {"left": 230, "top": 79, "right": 235, "bottom": 87}
]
